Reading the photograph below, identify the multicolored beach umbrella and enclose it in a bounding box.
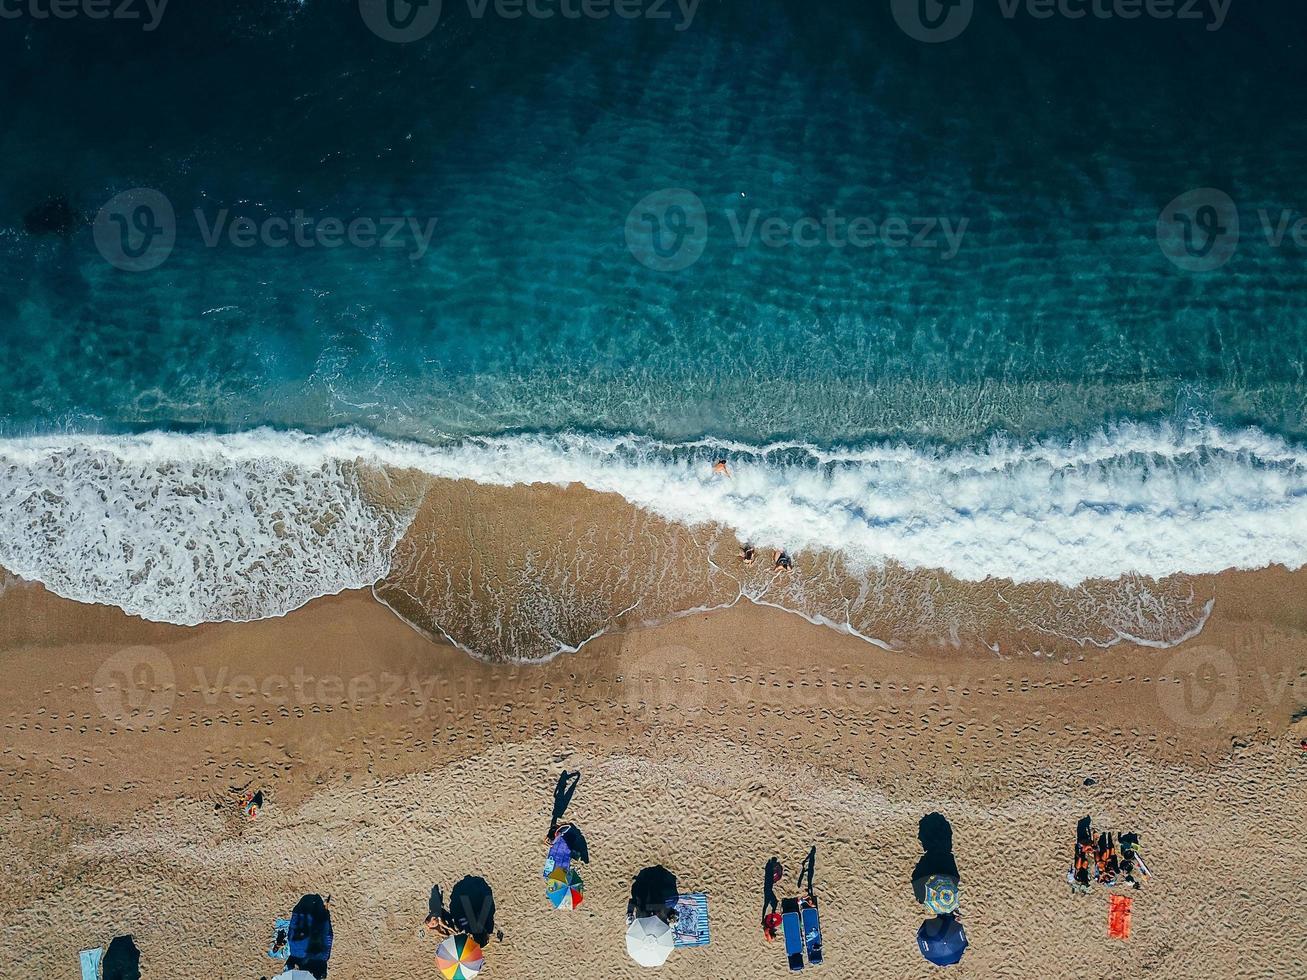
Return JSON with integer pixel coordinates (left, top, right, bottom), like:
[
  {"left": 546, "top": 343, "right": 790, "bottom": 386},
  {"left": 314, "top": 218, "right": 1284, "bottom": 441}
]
[
  {"left": 436, "top": 933, "right": 485, "bottom": 980},
  {"left": 923, "top": 874, "right": 960, "bottom": 915},
  {"left": 546, "top": 867, "right": 585, "bottom": 910}
]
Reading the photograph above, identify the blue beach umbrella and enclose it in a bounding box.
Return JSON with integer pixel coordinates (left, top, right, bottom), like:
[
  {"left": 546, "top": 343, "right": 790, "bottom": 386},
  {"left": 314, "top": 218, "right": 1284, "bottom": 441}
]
[{"left": 917, "top": 914, "right": 968, "bottom": 967}]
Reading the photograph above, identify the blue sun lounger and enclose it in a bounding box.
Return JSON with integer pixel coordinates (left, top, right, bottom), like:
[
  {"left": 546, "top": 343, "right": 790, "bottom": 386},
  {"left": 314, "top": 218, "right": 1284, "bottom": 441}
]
[
  {"left": 802, "top": 900, "right": 824, "bottom": 966},
  {"left": 782, "top": 897, "right": 804, "bottom": 971}
]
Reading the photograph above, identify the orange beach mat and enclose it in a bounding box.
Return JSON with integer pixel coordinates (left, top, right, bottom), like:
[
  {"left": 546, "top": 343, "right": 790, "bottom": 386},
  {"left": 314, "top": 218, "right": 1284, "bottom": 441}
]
[{"left": 1108, "top": 894, "right": 1132, "bottom": 940}]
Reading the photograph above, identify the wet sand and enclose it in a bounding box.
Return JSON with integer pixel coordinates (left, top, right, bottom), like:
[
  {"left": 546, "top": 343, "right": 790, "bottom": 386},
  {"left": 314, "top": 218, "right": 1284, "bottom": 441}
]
[{"left": 1, "top": 565, "right": 1305, "bottom": 980}]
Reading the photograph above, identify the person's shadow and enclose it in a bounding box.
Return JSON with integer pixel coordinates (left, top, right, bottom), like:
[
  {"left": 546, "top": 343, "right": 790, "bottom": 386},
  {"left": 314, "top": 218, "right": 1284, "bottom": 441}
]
[{"left": 911, "top": 812, "right": 960, "bottom": 903}]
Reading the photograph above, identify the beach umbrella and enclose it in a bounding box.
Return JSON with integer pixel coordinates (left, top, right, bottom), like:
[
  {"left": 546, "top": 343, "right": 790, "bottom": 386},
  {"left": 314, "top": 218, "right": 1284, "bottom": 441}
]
[
  {"left": 546, "top": 867, "right": 585, "bottom": 910},
  {"left": 436, "top": 933, "right": 485, "bottom": 980},
  {"left": 626, "top": 915, "right": 675, "bottom": 968},
  {"left": 917, "top": 914, "right": 968, "bottom": 967},
  {"left": 923, "top": 874, "right": 960, "bottom": 915},
  {"left": 271, "top": 972, "right": 318, "bottom": 980}
]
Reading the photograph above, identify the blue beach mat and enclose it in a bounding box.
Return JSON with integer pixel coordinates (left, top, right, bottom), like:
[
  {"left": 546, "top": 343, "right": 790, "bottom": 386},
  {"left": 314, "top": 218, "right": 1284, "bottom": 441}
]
[
  {"left": 671, "top": 893, "right": 710, "bottom": 947},
  {"left": 268, "top": 918, "right": 291, "bottom": 960},
  {"left": 79, "top": 947, "right": 103, "bottom": 980}
]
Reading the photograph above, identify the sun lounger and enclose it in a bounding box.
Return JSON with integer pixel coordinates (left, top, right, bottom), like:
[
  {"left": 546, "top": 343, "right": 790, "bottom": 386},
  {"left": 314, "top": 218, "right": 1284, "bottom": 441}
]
[
  {"left": 782, "top": 897, "right": 804, "bottom": 971},
  {"left": 671, "top": 893, "right": 710, "bottom": 947},
  {"left": 802, "top": 899, "right": 823, "bottom": 965}
]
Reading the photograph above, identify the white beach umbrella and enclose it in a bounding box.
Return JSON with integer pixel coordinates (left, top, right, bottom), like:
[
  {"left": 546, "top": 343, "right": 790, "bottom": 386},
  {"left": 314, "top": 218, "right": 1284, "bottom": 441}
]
[
  {"left": 626, "top": 915, "right": 675, "bottom": 968},
  {"left": 271, "top": 971, "right": 318, "bottom": 980}
]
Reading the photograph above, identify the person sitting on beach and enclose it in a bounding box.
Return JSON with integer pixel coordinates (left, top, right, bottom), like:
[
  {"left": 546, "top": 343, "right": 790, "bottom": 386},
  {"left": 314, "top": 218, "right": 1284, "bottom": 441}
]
[
  {"left": 216, "top": 781, "right": 264, "bottom": 820},
  {"left": 712, "top": 459, "right": 731, "bottom": 477},
  {"left": 740, "top": 544, "right": 755, "bottom": 566},
  {"left": 773, "top": 549, "right": 793, "bottom": 572}
]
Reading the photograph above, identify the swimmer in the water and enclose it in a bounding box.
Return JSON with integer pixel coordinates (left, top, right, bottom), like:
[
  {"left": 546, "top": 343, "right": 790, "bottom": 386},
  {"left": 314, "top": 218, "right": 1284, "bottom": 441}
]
[
  {"left": 740, "top": 544, "right": 755, "bottom": 565},
  {"left": 712, "top": 459, "right": 731, "bottom": 477},
  {"left": 773, "top": 550, "right": 793, "bottom": 571}
]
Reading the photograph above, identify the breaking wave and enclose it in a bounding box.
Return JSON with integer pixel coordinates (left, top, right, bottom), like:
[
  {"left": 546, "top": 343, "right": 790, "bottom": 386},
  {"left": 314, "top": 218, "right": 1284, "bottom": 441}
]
[{"left": 0, "top": 421, "right": 1298, "bottom": 654}]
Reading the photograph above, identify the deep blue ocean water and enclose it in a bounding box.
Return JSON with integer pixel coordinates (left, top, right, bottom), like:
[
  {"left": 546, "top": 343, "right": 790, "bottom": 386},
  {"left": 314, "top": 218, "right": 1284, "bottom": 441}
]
[{"left": 4, "top": 0, "right": 1307, "bottom": 443}]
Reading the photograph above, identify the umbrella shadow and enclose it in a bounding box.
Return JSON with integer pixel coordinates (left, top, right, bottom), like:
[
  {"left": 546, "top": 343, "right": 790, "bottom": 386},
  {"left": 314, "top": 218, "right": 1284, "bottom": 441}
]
[
  {"left": 448, "top": 875, "right": 499, "bottom": 947},
  {"left": 911, "top": 812, "right": 960, "bottom": 903},
  {"left": 628, "top": 865, "right": 679, "bottom": 921},
  {"left": 103, "top": 935, "right": 140, "bottom": 980}
]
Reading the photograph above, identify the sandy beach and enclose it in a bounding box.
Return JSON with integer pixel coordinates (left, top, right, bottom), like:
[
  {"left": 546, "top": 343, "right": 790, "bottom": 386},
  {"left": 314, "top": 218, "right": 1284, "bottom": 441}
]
[{"left": 2, "top": 562, "right": 1304, "bottom": 980}]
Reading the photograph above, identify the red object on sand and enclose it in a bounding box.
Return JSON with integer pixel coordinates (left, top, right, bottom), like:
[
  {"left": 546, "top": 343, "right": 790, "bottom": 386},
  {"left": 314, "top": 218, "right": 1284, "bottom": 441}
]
[{"left": 1108, "top": 894, "right": 1132, "bottom": 940}]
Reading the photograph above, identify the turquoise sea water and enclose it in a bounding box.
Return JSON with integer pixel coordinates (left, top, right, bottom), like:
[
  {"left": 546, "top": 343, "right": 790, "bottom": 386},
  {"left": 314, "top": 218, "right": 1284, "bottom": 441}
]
[
  {"left": 2, "top": 1, "right": 1307, "bottom": 646},
  {"left": 4, "top": 1, "right": 1307, "bottom": 442}
]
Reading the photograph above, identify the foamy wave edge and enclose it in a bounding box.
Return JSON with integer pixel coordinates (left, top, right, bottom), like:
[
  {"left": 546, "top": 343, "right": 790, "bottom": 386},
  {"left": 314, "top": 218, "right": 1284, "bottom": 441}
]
[{"left": 0, "top": 421, "right": 1303, "bottom": 628}]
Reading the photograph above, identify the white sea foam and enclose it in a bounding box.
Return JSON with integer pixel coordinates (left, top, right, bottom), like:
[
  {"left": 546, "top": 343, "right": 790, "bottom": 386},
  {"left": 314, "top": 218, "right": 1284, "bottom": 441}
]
[{"left": 0, "top": 422, "right": 1303, "bottom": 625}]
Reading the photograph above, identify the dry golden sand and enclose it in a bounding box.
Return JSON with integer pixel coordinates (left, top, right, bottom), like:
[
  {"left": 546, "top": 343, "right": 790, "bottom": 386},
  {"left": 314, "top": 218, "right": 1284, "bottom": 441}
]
[{"left": 1, "top": 570, "right": 1305, "bottom": 980}]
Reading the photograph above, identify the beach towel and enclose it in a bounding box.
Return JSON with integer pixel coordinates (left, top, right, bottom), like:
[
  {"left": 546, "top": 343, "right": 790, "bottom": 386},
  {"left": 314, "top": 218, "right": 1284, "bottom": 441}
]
[
  {"left": 269, "top": 918, "right": 291, "bottom": 959},
  {"left": 1108, "top": 894, "right": 1132, "bottom": 940},
  {"left": 671, "top": 893, "right": 711, "bottom": 947},
  {"left": 543, "top": 833, "right": 572, "bottom": 877},
  {"left": 79, "top": 948, "right": 103, "bottom": 980}
]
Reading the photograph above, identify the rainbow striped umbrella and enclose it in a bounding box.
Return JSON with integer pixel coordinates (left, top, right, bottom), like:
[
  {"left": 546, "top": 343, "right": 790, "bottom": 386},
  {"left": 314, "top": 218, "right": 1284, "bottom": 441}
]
[
  {"left": 546, "top": 867, "right": 585, "bottom": 910},
  {"left": 436, "top": 933, "right": 484, "bottom": 979}
]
